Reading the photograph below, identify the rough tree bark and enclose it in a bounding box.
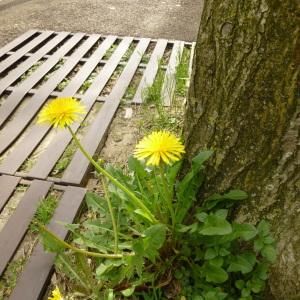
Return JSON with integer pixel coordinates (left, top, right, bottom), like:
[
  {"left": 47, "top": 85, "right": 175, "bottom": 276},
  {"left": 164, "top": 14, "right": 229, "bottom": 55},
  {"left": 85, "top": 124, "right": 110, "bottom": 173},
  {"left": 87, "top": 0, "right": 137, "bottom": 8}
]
[{"left": 183, "top": 1, "right": 299, "bottom": 299}]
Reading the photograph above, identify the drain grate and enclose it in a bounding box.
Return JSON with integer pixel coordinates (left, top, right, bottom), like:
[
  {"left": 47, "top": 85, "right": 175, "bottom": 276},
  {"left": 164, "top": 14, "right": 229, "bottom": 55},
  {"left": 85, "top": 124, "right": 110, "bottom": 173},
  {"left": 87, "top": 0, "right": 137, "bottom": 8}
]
[
  {"left": 0, "top": 30, "right": 195, "bottom": 186},
  {"left": 0, "top": 30, "right": 195, "bottom": 300},
  {"left": 0, "top": 174, "right": 86, "bottom": 300}
]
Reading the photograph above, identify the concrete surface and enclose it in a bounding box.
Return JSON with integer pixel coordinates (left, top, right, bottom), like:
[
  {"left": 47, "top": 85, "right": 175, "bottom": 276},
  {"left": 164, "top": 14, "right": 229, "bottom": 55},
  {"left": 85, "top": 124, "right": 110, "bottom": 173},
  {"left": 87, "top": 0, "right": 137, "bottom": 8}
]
[{"left": 0, "top": 0, "right": 203, "bottom": 47}]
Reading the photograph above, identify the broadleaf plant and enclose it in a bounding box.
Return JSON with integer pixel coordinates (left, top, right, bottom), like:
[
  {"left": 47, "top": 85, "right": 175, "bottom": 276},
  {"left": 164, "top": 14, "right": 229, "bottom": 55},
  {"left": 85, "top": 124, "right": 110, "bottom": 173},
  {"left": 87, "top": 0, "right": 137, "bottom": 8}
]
[{"left": 37, "top": 131, "right": 276, "bottom": 299}]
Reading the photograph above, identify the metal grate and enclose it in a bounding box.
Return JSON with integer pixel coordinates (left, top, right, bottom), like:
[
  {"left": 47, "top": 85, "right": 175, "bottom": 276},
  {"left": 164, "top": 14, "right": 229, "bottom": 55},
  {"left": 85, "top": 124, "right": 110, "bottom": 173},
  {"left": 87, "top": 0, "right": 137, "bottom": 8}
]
[{"left": 0, "top": 30, "right": 195, "bottom": 186}]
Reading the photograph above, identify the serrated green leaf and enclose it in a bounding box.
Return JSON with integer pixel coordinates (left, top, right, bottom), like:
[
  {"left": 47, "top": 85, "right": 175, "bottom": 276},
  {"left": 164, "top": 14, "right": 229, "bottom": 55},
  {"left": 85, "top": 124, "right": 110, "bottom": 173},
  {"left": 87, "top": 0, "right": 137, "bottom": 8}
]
[
  {"left": 134, "top": 208, "right": 155, "bottom": 223},
  {"left": 166, "top": 160, "right": 182, "bottom": 186},
  {"left": 208, "top": 257, "right": 224, "bottom": 267},
  {"left": 215, "top": 209, "right": 228, "bottom": 219},
  {"left": 233, "top": 223, "right": 258, "bottom": 241},
  {"left": 263, "top": 236, "right": 275, "bottom": 244},
  {"left": 177, "top": 223, "right": 198, "bottom": 233},
  {"left": 176, "top": 150, "right": 213, "bottom": 223},
  {"left": 219, "top": 248, "right": 230, "bottom": 256},
  {"left": 204, "top": 248, "right": 217, "bottom": 260},
  {"left": 228, "top": 252, "right": 256, "bottom": 274},
  {"left": 192, "top": 150, "right": 214, "bottom": 167},
  {"left": 254, "top": 238, "right": 264, "bottom": 251},
  {"left": 56, "top": 254, "right": 89, "bottom": 290},
  {"left": 125, "top": 254, "right": 144, "bottom": 277},
  {"left": 121, "top": 286, "right": 135, "bottom": 297},
  {"left": 203, "top": 194, "right": 224, "bottom": 210},
  {"left": 196, "top": 212, "right": 208, "bottom": 222},
  {"left": 261, "top": 245, "right": 276, "bottom": 263},
  {"left": 250, "top": 278, "right": 264, "bottom": 293},
  {"left": 107, "top": 289, "right": 114, "bottom": 300},
  {"left": 96, "top": 260, "right": 124, "bottom": 277},
  {"left": 144, "top": 224, "right": 167, "bottom": 249},
  {"left": 193, "top": 296, "right": 204, "bottom": 300},
  {"left": 199, "top": 215, "right": 232, "bottom": 235},
  {"left": 132, "top": 240, "right": 144, "bottom": 256},
  {"left": 133, "top": 224, "right": 167, "bottom": 263},
  {"left": 235, "top": 279, "right": 245, "bottom": 289},
  {"left": 224, "top": 190, "right": 248, "bottom": 200},
  {"left": 257, "top": 220, "right": 270, "bottom": 236},
  {"left": 40, "top": 229, "right": 65, "bottom": 253},
  {"left": 202, "top": 262, "right": 228, "bottom": 283},
  {"left": 256, "top": 262, "right": 269, "bottom": 280},
  {"left": 85, "top": 192, "right": 105, "bottom": 213},
  {"left": 203, "top": 290, "right": 227, "bottom": 300},
  {"left": 128, "top": 156, "right": 148, "bottom": 178},
  {"left": 106, "top": 164, "right": 131, "bottom": 186},
  {"left": 203, "top": 190, "right": 247, "bottom": 210},
  {"left": 241, "top": 288, "right": 251, "bottom": 297}
]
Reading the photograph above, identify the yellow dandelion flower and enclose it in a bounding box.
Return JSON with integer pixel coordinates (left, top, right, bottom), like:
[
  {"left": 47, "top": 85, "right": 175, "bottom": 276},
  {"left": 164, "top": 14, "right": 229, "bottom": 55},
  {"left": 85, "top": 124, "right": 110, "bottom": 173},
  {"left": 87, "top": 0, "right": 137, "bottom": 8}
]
[
  {"left": 134, "top": 131, "right": 185, "bottom": 166},
  {"left": 37, "top": 97, "right": 86, "bottom": 128},
  {"left": 48, "top": 286, "right": 64, "bottom": 300}
]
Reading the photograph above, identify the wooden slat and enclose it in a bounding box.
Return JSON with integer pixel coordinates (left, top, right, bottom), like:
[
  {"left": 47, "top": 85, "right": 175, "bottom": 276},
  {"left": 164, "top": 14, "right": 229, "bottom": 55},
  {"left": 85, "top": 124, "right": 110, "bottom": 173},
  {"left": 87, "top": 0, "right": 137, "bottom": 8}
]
[
  {"left": 0, "top": 32, "right": 69, "bottom": 95},
  {"left": 186, "top": 42, "right": 195, "bottom": 90},
  {"left": 9, "top": 186, "right": 86, "bottom": 300},
  {"left": 161, "top": 41, "right": 184, "bottom": 106},
  {"left": 27, "top": 37, "right": 133, "bottom": 180},
  {"left": 62, "top": 38, "right": 151, "bottom": 184},
  {"left": 0, "top": 34, "right": 100, "bottom": 154},
  {"left": 0, "top": 36, "right": 116, "bottom": 175},
  {"left": 132, "top": 39, "right": 168, "bottom": 103},
  {"left": 0, "top": 33, "right": 84, "bottom": 128},
  {"left": 0, "top": 175, "right": 21, "bottom": 213},
  {"left": 61, "top": 35, "right": 117, "bottom": 95},
  {"left": 0, "top": 30, "right": 37, "bottom": 58},
  {"left": 0, "top": 31, "right": 54, "bottom": 74},
  {"left": 0, "top": 180, "right": 52, "bottom": 276}
]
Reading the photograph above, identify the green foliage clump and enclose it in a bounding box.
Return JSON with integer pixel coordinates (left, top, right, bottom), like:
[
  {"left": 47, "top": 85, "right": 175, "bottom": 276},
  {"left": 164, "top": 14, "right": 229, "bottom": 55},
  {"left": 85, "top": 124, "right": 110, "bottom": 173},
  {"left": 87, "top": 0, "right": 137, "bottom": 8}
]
[
  {"left": 39, "top": 151, "right": 276, "bottom": 300},
  {"left": 0, "top": 258, "right": 26, "bottom": 299},
  {"left": 30, "top": 193, "right": 59, "bottom": 233}
]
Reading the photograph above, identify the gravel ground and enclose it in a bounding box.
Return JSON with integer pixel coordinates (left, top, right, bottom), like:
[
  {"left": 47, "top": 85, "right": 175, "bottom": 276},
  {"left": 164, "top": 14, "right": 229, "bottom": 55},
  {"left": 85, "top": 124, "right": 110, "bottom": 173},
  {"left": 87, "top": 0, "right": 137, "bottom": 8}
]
[{"left": 0, "top": 0, "right": 203, "bottom": 47}]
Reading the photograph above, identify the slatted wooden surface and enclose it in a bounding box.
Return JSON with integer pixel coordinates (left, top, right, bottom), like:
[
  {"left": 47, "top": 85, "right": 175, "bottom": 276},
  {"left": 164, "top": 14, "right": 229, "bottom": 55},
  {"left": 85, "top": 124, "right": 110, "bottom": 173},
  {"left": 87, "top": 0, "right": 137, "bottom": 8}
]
[
  {"left": 0, "top": 174, "right": 86, "bottom": 300},
  {"left": 0, "top": 30, "right": 195, "bottom": 300},
  {"left": 0, "top": 30, "right": 194, "bottom": 186}
]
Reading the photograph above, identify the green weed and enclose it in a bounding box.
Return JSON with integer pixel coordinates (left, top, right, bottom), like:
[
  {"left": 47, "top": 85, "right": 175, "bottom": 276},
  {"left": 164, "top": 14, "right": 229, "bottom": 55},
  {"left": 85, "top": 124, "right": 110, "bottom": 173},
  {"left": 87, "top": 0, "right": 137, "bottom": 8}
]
[
  {"left": 35, "top": 59, "right": 65, "bottom": 88},
  {"left": 29, "top": 192, "right": 59, "bottom": 233},
  {"left": 121, "top": 42, "right": 136, "bottom": 62},
  {"left": 40, "top": 152, "right": 276, "bottom": 299},
  {"left": 78, "top": 66, "right": 101, "bottom": 94},
  {"left": 15, "top": 184, "right": 27, "bottom": 193},
  {"left": 19, "top": 157, "right": 35, "bottom": 172},
  {"left": 0, "top": 257, "right": 26, "bottom": 299},
  {"left": 122, "top": 68, "right": 144, "bottom": 103},
  {"left": 17, "top": 60, "right": 45, "bottom": 84},
  {"left": 175, "top": 48, "right": 190, "bottom": 97},
  {"left": 103, "top": 44, "right": 118, "bottom": 60},
  {"left": 56, "top": 78, "right": 71, "bottom": 92},
  {"left": 137, "top": 46, "right": 191, "bottom": 135},
  {"left": 51, "top": 140, "right": 78, "bottom": 176}
]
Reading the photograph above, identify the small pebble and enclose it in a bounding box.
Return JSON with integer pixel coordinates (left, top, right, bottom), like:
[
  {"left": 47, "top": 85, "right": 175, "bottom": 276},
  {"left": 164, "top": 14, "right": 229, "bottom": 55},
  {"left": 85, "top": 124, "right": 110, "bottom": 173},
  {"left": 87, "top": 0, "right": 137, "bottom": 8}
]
[{"left": 124, "top": 107, "right": 133, "bottom": 119}]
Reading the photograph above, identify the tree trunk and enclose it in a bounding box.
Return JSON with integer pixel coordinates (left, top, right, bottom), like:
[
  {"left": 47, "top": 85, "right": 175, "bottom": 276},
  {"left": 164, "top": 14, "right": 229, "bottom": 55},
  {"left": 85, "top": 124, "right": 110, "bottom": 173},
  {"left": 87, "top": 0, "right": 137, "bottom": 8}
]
[{"left": 183, "top": 1, "right": 299, "bottom": 299}]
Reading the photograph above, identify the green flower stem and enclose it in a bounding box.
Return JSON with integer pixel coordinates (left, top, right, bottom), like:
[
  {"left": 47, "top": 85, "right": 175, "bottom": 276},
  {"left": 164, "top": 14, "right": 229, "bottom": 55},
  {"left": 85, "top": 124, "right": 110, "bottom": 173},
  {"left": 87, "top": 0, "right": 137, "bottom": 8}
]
[
  {"left": 39, "top": 223, "right": 132, "bottom": 258},
  {"left": 153, "top": 169, "right": 168, "bottom": 224},
  {"left": 101, "top": 177, "right": 118, "bottom": 254},
  {"left": 67, "top": 126, "right": 158, "bottom": 224},
  {"left": 159, "top": 166, "right": 176, "bottom": 231}
]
